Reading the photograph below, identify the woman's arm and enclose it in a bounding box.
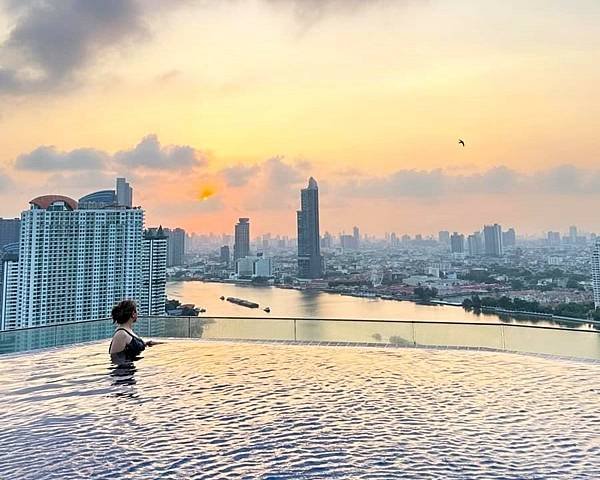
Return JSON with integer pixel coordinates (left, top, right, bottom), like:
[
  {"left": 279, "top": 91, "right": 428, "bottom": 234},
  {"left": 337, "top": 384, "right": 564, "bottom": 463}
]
[{"left": 109, "top": 331, "right": 131, "bottom": 354}]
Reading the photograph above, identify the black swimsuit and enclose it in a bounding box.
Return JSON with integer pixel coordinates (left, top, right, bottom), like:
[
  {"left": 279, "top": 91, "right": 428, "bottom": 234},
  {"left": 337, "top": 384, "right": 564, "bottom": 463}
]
[{"left": 109, "top": 328, "right": 146, "bottom": 361}]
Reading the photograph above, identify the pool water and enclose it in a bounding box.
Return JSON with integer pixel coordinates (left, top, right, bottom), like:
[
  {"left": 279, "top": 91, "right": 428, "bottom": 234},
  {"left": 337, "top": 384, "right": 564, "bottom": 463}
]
[{"left": 1, "top": 341, "right": 599, "bottom": 479}]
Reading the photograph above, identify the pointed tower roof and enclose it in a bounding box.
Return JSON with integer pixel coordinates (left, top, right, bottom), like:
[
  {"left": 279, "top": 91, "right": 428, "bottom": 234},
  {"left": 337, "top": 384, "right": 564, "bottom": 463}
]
[{"left": 308, "top": 177, "right": 318, "bottom": 189}]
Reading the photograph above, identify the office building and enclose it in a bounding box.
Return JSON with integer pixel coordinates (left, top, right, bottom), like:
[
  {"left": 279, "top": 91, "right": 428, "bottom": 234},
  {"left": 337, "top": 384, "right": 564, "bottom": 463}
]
[
  {"left": 297, "top": 177, "right": 323, "bottom": 278},
  {"left": 220, "top": 245, "right": 230, "bottom": 267},
  {"left": 450, "top": 232, "right": 465, "bottom": 254},
  {"left": 141, "top": 227, "right": 167, "bottom": 316},
  {"left": 164, "top": 227, "right": 186, "bottom": 267},
  {"left": 234, "top": 218, "right": 250, "bottom": 262},
  {"left": 8, "top": 195, "right": 144, "bottom": 330},
  {"left": 0, "top": 218, "right": 20, "bottom": 248},
  {"left": 483, "top": 224, "right": 503, "bottom": 257},
  {"left": 116, "top": 177, "right": 133, "bottom": 207},
  {"left": 593, "top": 240, "right": 600, "bottom": 308}
]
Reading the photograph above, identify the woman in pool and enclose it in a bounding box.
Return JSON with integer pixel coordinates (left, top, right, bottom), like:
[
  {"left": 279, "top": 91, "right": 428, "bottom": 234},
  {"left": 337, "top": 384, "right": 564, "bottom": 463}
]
[{"left": 109, "top": 300, "right": 161, "bottom": 361}]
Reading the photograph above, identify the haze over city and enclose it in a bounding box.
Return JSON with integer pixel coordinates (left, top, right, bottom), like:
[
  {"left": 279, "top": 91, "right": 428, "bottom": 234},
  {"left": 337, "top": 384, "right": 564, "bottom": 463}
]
[{"left": 1, "top": 0, "right": 600, "bottom": 235}]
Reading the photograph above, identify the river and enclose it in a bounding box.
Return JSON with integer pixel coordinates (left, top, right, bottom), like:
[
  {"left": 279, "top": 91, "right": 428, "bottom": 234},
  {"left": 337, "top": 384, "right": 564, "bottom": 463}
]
[{"left": 166, "top": 281, "right": 594, "bottom": 329}]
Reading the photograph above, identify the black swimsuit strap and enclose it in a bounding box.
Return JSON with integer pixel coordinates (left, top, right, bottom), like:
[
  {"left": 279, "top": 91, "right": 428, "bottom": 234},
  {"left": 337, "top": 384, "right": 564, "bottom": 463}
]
[{"left": 114, "top": 328, "right": 141, "bottom": 340}]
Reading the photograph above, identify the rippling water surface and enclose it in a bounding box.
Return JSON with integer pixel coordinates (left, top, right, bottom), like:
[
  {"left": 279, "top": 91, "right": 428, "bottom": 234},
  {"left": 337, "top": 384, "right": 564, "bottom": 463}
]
[{"left": 1, "top": 341, "right": 599, "bottom": 479}]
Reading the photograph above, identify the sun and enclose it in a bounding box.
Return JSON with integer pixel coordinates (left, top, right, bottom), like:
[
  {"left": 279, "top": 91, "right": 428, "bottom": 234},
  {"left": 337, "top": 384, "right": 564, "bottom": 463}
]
[{"left": 198, "top": 186, "right": 216, "bottom": 201}]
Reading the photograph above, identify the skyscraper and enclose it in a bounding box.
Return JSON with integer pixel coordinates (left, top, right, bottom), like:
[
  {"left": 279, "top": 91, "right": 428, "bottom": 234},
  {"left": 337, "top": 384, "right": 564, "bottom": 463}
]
[
  {"left": 467, "top": 232, "right": 484, "bottom": 256},
  {"left": 592, "top": 240, "right": 600, "bottom": 309},
  {"left": 164, "top": 227, "right": 186, "bottom": 266},
  {"left": 116, "top": 177, "right": 133, "bottom": 207},
  {"left": 450, "top": 232, "right": 465, "bottom": 253},
  {"left": 9, "top": 195, "right": 145, "bottom": 329},
  {"left": 0, "top": 218, "right": 20, "bottom": 249},
  {"left": 483, "top": 224, "right": 503, "bottom": 257},
  {"left": 233, "top": 218, "right": 250, "bottom": 262},
  {"left": 0, "top": 253, "right": 18, "bottom": 331},
  {"left": 141, "top": 227, "right": 168, "bottom": 316},
  {"left": 297, "top": 177, "right": 323, "bottom": 278},
  {"left": 353, "top": 226, "right": 360, "bottom": 249}
]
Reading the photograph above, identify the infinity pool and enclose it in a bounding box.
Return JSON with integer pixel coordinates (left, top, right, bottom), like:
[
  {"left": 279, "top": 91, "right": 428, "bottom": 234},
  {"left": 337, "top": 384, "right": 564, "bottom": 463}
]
[{"left": 1, "top": 341, "right": 599, "bottom": 479}]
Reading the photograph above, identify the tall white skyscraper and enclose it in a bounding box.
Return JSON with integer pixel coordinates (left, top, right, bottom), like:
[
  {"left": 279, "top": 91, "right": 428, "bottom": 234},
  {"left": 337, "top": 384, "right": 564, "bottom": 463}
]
[
  {"left": 116, "top": 177, "right": 133, "bottom": 207},
  {"left": 592, "top": 240, "right": 600, "bottom": 309},
  {"left": 7, "top": 195, "right": 146, "bottom": 330},
  {"left": 141, "top": 227, "right": 168, "bottom": 316}
]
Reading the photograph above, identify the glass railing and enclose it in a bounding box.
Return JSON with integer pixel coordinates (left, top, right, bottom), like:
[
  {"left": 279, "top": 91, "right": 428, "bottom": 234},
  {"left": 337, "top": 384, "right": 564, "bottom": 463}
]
[{"left": 1, "top": 316, "right": 599, "bottom": 360}]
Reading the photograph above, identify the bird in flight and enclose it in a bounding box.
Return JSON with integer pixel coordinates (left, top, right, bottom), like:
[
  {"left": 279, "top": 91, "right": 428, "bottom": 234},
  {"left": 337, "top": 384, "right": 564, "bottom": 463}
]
[{"left": 458, "top": 139, "right": 465, "bottom": 147}]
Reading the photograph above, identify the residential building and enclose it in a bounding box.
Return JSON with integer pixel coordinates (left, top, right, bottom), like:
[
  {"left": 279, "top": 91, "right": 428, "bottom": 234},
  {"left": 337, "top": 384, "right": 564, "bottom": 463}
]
[
  {"left": 141, "top": 227, "right": 167, "bottom": 316},
  {"left": 593, "top": 240, "right": 600, "bottom": 308},
  {"left": 450, "top": 232, "right": 465, "bottom": 254},
  {"left": 0, "top": 254, "right": 18, "bottom": 331},
  {"left": 165, "top": 227, "right": 186, "bottom": 266},
  {"left": 9, "top": 195, "right": 144, "bottom": 330},
  {"left": 483, "top": 224, "right": 503, "bottom": 257},
  {"left": 503, "top": 228, "right": 516, "bottom": 247},
  {"left": 467, "top": 232, "right": 484, "bottom": 256}
]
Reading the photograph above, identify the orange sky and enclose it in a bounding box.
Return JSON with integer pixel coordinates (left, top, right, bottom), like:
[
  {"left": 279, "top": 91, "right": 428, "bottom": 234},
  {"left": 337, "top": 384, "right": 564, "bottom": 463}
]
[{"left": 1, "top": 1, "right": 599, "bottom": 236}]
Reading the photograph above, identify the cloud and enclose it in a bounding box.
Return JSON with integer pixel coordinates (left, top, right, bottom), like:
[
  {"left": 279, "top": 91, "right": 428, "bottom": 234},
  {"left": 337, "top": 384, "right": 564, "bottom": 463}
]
[
  {"left": 221, "top": 164, "right": 260, "bottom": 187},
  {"left": 0, "top": 0, "right": 145, "bottom": 94},
  {"left": 337, "top": 164, "right": 600, "bottom": 199},
  {"left": 15, "top": 146, "right": 109, "bottom": 171},
  {"left": 114, "top": 134, "right": 206, "bottom": 171}
]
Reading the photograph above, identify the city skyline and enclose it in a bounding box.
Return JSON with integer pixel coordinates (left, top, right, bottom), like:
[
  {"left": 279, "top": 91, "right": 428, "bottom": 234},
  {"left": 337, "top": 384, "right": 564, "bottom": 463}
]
[{"left": 1, "top": 2, "right": 600, "bottom": 234}]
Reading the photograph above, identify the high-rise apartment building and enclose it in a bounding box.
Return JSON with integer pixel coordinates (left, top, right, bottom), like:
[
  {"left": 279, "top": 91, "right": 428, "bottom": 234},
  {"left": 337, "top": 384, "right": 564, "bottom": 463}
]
[
  {"left": 141, "top": 227, "right": 167, "bottom": 316},
  {"left": 593, "top": 240, "right": 600, "bottom": 309},
  {"left": 116, "top": 177, "right": 133, "bottom": 207},
  {"left": 164, "top": 227, "right": 186, "bottom": 266},
  {"left": 297, "top": 177, "right": 323, "bottom": 278},
  {"left": 4, "top": 195, "right": 146, "bottom": 330},
  {"left": 0, "top": 218, "right": 20, "bottom": 249},
  {"left": 483, "top": 224, "right": 503, "bottom": 257},
  {"left": 450, "top": 232, "right": 465, "bottom": 253},
  {"left": 503, "top": 228, "right": 516, "bottom": 247},
  {"left": 233, "top": 218, "right": 250, "bottom": 262},
  {"left": 0, "top": 254, "right": 19, "bottom": 331},
  {"left": 467, "top": 232, "right": 484, "bottom": 256}
]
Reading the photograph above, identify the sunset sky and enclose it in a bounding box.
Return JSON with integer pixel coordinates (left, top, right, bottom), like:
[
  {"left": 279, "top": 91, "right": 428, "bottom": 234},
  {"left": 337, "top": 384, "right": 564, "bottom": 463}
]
[{"left": 1, "top": 0, "right": 600, "bottom": 236}]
